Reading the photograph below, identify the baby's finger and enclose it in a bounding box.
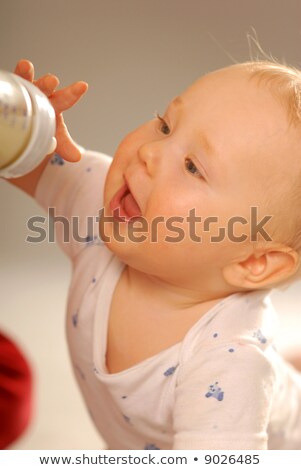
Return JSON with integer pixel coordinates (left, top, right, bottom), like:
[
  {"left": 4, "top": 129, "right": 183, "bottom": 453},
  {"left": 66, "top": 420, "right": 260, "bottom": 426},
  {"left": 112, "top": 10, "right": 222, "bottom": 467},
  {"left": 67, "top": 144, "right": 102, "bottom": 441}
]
[
  {"left": 55, "top": 114, "right": 82, "bottom": 162},
  {"left": 14, "top": 59, "right": 34, "bottom": 82},
  {"left": 34, "top": 74, "right": 60, "bottom": 97},
  {"left": 50, "top": 81, "right": 88, "bottom": 114}
]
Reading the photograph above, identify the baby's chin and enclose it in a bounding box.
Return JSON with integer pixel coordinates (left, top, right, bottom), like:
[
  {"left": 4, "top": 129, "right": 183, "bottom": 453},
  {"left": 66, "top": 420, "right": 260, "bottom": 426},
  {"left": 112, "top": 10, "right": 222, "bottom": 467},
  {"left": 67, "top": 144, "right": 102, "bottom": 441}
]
[{"left": 97, "top": 214, "right": 133, "bottom": 262}]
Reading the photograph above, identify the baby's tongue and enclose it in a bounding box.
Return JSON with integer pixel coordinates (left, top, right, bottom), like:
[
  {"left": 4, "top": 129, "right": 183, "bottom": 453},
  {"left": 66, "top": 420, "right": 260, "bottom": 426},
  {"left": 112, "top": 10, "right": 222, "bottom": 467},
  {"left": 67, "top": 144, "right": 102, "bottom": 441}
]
[{"left": 122, "top": 192, "right": 142, "bottom": 219}]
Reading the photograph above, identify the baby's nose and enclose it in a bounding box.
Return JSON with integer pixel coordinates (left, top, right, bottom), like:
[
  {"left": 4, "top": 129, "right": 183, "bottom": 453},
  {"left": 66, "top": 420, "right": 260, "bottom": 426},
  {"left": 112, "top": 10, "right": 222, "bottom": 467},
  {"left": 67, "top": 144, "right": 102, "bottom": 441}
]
[{"left": 137, "top": 140, "right": 162, "bottom": 175}]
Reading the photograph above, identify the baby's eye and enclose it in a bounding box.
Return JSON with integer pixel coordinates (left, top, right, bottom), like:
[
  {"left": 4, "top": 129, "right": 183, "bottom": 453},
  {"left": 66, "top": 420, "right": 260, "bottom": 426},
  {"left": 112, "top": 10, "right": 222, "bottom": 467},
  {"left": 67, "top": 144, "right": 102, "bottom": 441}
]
[
  {"left": 185, "top": 157, "right": 203, "bottom": 179},
  {"left": 154, "top": 112, "right": 170, "bottom": 135}
]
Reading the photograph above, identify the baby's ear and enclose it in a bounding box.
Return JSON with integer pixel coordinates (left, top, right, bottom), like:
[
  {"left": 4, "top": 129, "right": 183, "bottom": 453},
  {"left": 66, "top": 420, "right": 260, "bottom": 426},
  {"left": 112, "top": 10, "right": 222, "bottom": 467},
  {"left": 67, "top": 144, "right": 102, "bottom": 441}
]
[{"left": 222, "top": 245, "right": 300, "bottom": 289}]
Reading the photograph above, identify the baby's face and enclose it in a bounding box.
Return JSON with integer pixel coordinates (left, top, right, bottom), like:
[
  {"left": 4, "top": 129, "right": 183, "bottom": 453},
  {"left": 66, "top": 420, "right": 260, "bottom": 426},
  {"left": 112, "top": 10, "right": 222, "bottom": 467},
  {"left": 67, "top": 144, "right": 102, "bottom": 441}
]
[{"left": 100, "top": 65, "right": 298, "bottom": 291}]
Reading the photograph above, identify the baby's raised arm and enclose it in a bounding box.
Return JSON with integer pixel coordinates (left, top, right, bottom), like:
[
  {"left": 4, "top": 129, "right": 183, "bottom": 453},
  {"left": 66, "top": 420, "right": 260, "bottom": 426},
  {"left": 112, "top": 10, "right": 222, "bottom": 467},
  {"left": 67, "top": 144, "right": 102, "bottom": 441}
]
[{"left": 2, "top": 59, "right": 88, "bottom": 197}]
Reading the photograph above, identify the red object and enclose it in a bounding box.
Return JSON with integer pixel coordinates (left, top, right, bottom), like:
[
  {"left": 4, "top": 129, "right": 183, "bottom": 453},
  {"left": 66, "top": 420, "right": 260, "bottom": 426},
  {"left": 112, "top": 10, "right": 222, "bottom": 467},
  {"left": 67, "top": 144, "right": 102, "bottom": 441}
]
[{"left": 0, "top": 332, "right": 33, "bottom": 449}]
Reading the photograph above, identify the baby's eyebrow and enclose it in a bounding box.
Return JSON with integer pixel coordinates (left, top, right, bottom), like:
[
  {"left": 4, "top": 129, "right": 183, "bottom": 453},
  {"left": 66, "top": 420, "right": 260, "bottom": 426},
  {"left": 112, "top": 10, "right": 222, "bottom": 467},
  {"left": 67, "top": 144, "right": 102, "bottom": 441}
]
[
  {"left": 199, "top": 131, "right": 215, "bottom": 159},
  {"left": 170, "top": 96, "right": 183, "bottom": 108}
]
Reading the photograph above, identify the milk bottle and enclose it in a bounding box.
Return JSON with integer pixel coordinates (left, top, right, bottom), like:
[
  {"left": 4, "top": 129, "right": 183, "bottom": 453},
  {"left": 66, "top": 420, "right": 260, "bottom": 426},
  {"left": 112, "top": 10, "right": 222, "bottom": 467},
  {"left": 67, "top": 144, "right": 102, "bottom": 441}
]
[{"left": 0, "top": 70, "right": 56, "bottom": 178}]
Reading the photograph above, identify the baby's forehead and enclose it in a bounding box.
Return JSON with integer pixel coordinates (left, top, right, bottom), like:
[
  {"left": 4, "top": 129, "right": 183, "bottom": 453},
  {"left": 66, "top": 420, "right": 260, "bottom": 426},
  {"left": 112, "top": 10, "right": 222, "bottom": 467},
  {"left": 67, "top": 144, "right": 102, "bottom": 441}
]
[
  {"left": 186, "top": 64, "right": 257, "bottom": 95},
  {"left": 185, "top": 62, "right": 301, "bottom": 129},
  {"left": 178, "top": 64, "right": 294, "bottom": 132},
  {"left": 176, "top": 67, "right": 272, "bottom": 122}
]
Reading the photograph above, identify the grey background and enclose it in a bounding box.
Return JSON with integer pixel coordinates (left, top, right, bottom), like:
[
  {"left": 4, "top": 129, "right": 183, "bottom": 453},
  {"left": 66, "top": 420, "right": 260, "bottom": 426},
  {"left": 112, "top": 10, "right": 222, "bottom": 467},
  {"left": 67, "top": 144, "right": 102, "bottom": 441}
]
[{"left": 0, "top": 0, "right": 301, "bottom": 449}]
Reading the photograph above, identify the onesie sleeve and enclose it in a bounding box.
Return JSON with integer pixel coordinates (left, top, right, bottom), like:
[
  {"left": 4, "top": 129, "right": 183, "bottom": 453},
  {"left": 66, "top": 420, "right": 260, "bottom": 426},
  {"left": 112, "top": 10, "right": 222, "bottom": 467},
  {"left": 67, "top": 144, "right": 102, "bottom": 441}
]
[
  {"left": 34, "top": 149, "right": 112, "bottom": 261},
  {"left": 173, "top": 342, "right": 276, "bottom": 450}
]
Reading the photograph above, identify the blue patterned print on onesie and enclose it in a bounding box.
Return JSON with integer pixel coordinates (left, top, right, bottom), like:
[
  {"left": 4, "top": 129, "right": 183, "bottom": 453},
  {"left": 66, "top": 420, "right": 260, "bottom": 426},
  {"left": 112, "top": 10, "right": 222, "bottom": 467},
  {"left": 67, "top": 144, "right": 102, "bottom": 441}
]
[
  {"left": 50, "top": 153, "right": 64, "bottom": 165},
  {"left": 144, "top": 443, "right": 160, "bottom": 450},
  {"left": 85, "top": 234, "right": 104, "bottom": 247},
  {"left": 253, "top": 329, "right": 267, "bottom": 344},
  {"left": 205, "top": 381, "right": 224, "bottom": 401},
  {"left": 163, "top": 363, "right": 179, "bottom": 376}
]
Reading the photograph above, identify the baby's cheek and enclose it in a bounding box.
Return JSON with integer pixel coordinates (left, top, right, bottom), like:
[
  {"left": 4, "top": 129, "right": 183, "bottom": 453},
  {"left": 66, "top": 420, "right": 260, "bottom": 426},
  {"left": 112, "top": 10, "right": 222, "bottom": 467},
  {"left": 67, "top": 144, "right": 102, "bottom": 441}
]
[
  {"left": 114, "top": 124, "right": 149, "bottom": 160},
  {"left": 144, "top": 212, "right": 193, "bottom": 246}
]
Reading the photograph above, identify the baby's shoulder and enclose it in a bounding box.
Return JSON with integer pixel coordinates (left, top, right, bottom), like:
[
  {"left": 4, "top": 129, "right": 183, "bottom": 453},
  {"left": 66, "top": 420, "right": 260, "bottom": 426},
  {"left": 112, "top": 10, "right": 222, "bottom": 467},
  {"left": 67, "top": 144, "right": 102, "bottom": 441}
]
[{"left": 187, "top": 290, "right": 278, "bottom": 356}]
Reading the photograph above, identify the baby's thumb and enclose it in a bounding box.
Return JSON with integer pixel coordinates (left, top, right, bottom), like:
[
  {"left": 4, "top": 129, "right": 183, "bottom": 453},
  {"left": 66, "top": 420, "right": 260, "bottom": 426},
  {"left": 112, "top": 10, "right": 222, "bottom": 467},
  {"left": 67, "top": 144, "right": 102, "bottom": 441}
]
[{"left": 55, "top": 114, "right": 82, "bottom": 162}]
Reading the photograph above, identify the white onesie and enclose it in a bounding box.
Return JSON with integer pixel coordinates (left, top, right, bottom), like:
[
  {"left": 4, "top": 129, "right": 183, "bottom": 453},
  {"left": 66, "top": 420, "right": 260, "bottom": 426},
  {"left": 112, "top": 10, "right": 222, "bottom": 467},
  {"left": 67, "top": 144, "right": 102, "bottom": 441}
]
[{"left": 34, "top": 149, "right": 301, "bottom": 450}]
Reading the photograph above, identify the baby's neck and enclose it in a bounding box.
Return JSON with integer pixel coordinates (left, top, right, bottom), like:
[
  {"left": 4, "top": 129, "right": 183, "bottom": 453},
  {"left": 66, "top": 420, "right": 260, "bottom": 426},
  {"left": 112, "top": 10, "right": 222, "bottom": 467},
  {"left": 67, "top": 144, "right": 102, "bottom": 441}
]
[{"left": 125, "top": 264, "right": 231, "bottom": 312}]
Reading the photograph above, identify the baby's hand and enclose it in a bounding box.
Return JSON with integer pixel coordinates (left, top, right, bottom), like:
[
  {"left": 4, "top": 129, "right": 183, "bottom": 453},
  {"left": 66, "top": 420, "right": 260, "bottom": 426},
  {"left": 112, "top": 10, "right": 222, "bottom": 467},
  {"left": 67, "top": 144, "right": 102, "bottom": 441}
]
[{"left": 14, "top": 59, "right": 88, "bottom": 162}]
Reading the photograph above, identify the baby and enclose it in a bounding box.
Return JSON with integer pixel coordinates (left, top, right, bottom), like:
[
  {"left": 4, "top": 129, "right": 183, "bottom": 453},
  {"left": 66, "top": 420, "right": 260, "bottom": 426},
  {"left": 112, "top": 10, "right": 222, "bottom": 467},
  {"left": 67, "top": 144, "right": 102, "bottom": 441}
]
[{"left": 3, "top": 58, "right": 301, "bottom": 450}]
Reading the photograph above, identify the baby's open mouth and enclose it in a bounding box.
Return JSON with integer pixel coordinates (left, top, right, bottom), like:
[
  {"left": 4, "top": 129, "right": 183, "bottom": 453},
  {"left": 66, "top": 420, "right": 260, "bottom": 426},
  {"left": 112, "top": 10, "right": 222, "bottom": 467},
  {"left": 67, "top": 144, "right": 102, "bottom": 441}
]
[{"left": 109, "top": 181, "right": 142, "bottom": 222}]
